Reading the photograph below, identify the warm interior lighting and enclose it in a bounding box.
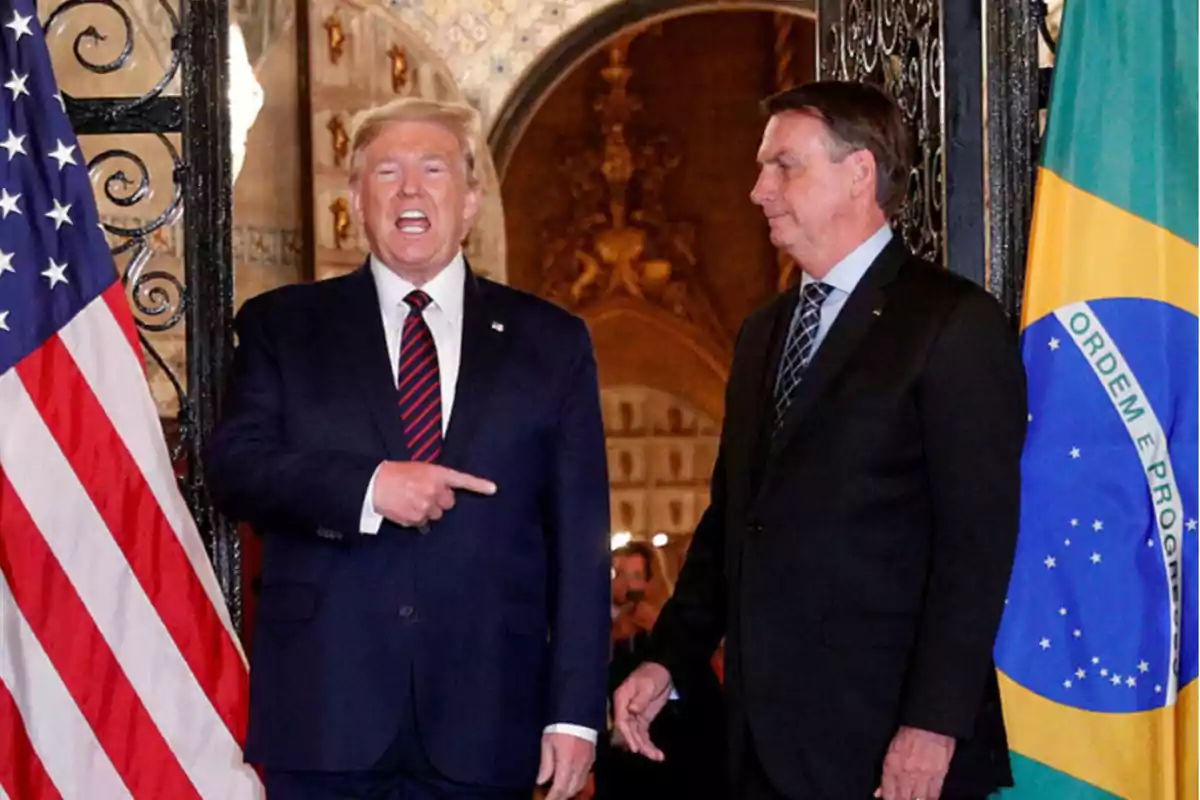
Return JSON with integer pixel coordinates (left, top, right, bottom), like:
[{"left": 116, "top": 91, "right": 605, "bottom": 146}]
[{"left": 229, "top": 23, "right": 264, "bottom": 184}]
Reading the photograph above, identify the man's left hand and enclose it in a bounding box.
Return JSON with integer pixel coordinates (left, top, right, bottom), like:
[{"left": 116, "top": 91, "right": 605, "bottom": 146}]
[
  {"left": 536, "top": 732, "right": 594, "bottom": 800},
  {"left": 874, "top": 725, "right": 956, "bottom": 800}
]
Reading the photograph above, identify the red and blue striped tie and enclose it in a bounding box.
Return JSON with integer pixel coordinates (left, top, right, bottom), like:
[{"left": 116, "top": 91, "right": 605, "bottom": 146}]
[{"left": 397, "top": 290, "right": 442, "bottom": 462}]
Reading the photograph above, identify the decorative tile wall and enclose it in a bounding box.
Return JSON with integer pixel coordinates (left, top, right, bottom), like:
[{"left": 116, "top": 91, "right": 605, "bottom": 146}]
[{"left": 381, "top": 0, "right": 622, "bottom": 123}]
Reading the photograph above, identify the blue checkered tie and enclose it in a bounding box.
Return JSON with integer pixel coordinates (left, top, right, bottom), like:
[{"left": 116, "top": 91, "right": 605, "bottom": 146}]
[{"left": 774, "top": 281, "right": 833, "bottom": 428}]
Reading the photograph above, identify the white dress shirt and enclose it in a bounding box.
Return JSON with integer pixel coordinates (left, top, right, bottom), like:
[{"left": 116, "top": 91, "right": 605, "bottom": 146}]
[
  {"left": 798, "top": 223, "right": 893, "bottom": 356},
  {"left": 357, "top": 252, "right": 596, "bottom": 745}
]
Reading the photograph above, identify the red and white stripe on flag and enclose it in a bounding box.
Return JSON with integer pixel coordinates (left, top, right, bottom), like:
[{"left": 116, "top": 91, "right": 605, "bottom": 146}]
[
  {"left": 1, "top": 2, "right": 262, "bottom": 797},
  {"left": 0, "top": 287, "right": 264, "bottom": 800},
  {"left": 0, "top": 287, "right": 263, "bottom": 800}
]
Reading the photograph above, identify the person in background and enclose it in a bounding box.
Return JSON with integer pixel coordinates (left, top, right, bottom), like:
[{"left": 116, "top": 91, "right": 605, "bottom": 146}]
[{"left": 598, "top": 542, "right": 724, "bottom": 800}]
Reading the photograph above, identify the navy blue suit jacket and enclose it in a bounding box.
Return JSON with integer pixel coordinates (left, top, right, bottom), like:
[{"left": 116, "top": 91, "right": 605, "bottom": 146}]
[{"left": 205, "top": 263, "right": 612, "bottom": 788}]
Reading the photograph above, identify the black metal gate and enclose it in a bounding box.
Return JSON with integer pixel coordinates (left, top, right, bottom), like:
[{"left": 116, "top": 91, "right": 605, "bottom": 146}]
[
  {"left": 50, "top": 0, "right": 242, "bottom": 629},
  {"left": 817, "top": 0, "right": 1049, "bottom": 320}
]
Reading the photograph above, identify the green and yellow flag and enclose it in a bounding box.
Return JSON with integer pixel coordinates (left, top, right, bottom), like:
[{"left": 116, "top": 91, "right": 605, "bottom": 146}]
[{"left": 994, "top": 1, "right": 1198, "bottom": 798}]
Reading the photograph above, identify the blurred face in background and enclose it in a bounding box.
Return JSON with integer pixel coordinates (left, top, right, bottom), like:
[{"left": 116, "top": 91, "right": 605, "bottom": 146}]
[{"left": 612, "top": 552, "right": 649, "bottom": 607}]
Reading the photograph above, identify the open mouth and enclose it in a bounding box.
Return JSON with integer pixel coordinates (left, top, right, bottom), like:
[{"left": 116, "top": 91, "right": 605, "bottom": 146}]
[{"left": 396, "top": 209, "right": 431, "bottom": 235}]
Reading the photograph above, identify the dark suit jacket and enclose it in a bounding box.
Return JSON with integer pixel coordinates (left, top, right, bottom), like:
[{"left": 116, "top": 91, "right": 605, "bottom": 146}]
[
  {"left": 205, "top": 263, "right": 611, "bottom": 788},
  {"left": 648, "top": 238, "right": 1027, "bottom": 798}
]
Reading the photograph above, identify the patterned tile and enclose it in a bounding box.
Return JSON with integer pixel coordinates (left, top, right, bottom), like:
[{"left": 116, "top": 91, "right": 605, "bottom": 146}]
[{"left": 381, "top": 0, "right": 622, "bottom": 122}]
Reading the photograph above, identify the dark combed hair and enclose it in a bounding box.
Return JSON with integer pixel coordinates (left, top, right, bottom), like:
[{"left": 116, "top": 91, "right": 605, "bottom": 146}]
[{"left": 762, "top": 80, "right": 912, "bottom": 217}]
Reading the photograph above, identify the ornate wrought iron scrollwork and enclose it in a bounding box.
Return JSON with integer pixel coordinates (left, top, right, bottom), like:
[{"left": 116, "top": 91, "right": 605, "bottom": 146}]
[
  {"left": 819, "top": 0, "right": 944, "bottom": 265},
  {"left": 46, "top": 0, "right": 182, "bottom": 117},
  {"left": 86, "top": 135, "right": 188, "bottom": 461},
  {"left": 50, "top": 0, "right": 242, "bottom": 631},
  {"left": 1033, "top": 0, "right": 1057, "bottom": 57}
]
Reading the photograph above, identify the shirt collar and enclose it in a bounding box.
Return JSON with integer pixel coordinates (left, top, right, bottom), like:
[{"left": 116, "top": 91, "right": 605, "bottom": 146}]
[
  {"left": 802, "top": 223, "right": 893, "bottom": 296},
  {"left": 370, "top": 251, "right": 466, "bottom": 329}
]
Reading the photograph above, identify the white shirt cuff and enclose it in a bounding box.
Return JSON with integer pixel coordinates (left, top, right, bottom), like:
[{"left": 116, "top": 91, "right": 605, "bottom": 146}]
[
  {"left": 544, "top": 723, "right": 597, "bottom": 744},
  {"left": 359, "top": 464, "right": 385, "bottom": 534}
]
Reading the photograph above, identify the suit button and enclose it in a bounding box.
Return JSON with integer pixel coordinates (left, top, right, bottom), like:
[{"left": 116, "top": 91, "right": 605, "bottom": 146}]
[
  {"left": 399, "top": 605, "right": 415, "bottom": 619},
  {"left": 747, "top": 522, "right": 764, "bottom": 536}
]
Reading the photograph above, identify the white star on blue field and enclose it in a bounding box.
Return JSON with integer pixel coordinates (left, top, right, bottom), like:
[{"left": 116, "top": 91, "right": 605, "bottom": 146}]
[{"left": 996, "top": 299, "right": 1198, "bottom": 713}]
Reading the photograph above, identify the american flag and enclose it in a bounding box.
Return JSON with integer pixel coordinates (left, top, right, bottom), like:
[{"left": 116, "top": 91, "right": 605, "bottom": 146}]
[{"left": 0, "top": 2, "right": 261, "bottom": 798}]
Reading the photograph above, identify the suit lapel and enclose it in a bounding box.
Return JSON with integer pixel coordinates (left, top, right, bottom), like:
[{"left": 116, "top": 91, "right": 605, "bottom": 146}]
[
  {"left": 440, "top": 267, "right": 507, "bottom": 470},
  {"left": 739, "top": 294, "right": 797, "bottom": 493},
  {"left": 330, "top": 264, "right": 412, "bottom": 460},
  {"left": 768, "top": 238, "right": 907, "bottom": 462}
]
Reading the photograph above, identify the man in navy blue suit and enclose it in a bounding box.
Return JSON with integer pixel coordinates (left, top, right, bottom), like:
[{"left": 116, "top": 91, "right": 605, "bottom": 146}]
[{"left": 206, "top": 96, "right": 612, "bottom": 800}]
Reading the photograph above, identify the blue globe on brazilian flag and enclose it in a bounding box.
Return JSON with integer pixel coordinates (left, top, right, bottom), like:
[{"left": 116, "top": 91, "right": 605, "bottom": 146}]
[{"left": 994, "top": 1, "right": 1198, "bottom": 798}]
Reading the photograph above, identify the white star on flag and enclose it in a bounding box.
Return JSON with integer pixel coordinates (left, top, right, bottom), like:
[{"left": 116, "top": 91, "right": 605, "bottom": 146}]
[
  {"left": 1058, "top": 607, "right": 1067, "bottom": 616},
  {"left": 0, "top": 248, "right": 13, "bottom": 277},
  {"left": 1126, "top": 676, "right": 1137, "bottom": 688},
  {"left": 1065, "top": 538, "right": 1072, "bottom": 546},
  {"left": 1063, "top": 679, "right": 1073, "bottom": 688},
  {"left": 1092, "top": 519, "right": 1104, "bottom": 532},
  {"left": 1138, "top": 661, "right": 1150, "bottom": 673},
  {"left": 1111, "top": 674, "right": 1122, "bottom": 686},
  {"left": 1093, "top": 657, "right": 1101, "bottom": 664},
  {"left": 1069, "top": 447, "right": 1081, "bottom": 459},
  {"left": 1073, "top": 629, "right": 1082, "bottom": 638},
  {"left": 1076, "top": 668, "right": 1086, "bottom": 679},
  {"left": 1187, "top": 518, "right": 1198, "bottom": 532},
  {"left": 5, "top": 10, "right": 33, "bottom": 41},
  {"left": 1049, "top": 337, "right": 1061, "bottom": 350},
  {"left": 1156, "top": 685, "right": 1163, "bottom": 693},
  {"left": 47, "top": 139, "right": 77, "bottom": 170},
  {"left": 1044, "top": 555, "right": 1056, "bottom": 569},
  {"left": 1100, "top": 667, "right": 1109, "bottom": 676},
  {"left": 1039, "top": 637, "right": 1051, "bottom": 650},
  {"left": 1, "top": 128, "right": 25, "bottom": 160},
  {"left": 1091, "top": 552, "right": 1102, "bottom": 564},
  {"left": 1071, "top": 518, "right": 1079, "bottom": 527},
  {"left": 41, "top": 258, "right": 68, "bottom": 289},
  {"left": 45, "top": 198, "right": 72, "bottom": 229},
  {"left": 0, "top": 310, "right": 8, "bottom": 332},
  {"left": 4, "top": 69, "right": 28, "bottom": 100},
  {"left": 0, "top": 187, "right": 20, "bottom": 218}
]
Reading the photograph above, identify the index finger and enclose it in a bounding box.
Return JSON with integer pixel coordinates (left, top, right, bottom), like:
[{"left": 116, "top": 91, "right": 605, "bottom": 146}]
[{"left": 437, "top": 467, "right": 497, "bottom": 495}]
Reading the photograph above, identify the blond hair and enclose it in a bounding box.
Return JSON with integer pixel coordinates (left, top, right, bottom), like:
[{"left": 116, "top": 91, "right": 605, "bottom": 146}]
[{"left": 348, "top": 96, "right": 483, "bottom": 185}]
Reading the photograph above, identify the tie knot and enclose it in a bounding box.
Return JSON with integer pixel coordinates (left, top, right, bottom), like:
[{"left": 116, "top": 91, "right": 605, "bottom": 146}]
[
  {"left": 404, "top": 290, "right": 432, "bottom": 313},
  {"left": 802, "top": 281, "right": 832, "bottom": 308}
]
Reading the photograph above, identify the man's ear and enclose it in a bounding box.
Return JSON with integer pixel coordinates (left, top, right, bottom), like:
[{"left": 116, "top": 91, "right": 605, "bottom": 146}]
[
  {"left": 849, "top": 149, "right": 878, "bottom": 201},
  {"left": 462, "top": 185, "right": 481, "bottom": 226},
  {"left": 350, "top": 179, "right": 363, "bottom": 221}
]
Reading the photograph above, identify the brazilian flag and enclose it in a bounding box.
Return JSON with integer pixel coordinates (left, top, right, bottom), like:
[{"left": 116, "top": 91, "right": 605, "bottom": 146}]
[{"left": 994, "top": 0, "right": 1198, "bottom": 798}]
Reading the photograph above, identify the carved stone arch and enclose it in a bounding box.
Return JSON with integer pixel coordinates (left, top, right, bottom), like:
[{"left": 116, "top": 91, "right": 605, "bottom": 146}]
[
  {"left": 487, "top": 0, "right": 817, "bottom": 179},
  {"left": 304, "top": 0, "right": 506, "bottom": 282},
  {"left": 485, "top": 0, "right": 817, "bottom": 448}
]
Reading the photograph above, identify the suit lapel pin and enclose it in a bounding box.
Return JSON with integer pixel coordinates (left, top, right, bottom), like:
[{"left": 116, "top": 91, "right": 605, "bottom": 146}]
[
  {"left": 491, "top": 321, "right": 505, "bottom": 332},
  {"left": 872, "top": 308, "right": 883, "bottom": 317}
]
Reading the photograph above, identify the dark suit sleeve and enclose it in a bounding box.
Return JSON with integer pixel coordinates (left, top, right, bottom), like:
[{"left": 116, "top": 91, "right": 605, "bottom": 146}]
[
  {"left": 901, "top": 289, "right": 1028, "bottom": 738},
  {"left": 204, "top": 296, "right": 381, "bottom": 536},
  {"left": 646, "top": 320, "right": 741, "bottom": 678},
  {"left": 546, "top": 320, "right": 612, "bottom": 731},
  {"left": 644, "top": 448, "right": 728, "bottom": 680}
]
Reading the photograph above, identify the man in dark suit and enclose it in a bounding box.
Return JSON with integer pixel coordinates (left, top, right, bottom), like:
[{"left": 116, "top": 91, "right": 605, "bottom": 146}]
[
  {"left": 206, "top": 97, "right": 611, "bottom": 800},
  {"left": 613, "top": 81, "right": 1027, "bottom": 800}
]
